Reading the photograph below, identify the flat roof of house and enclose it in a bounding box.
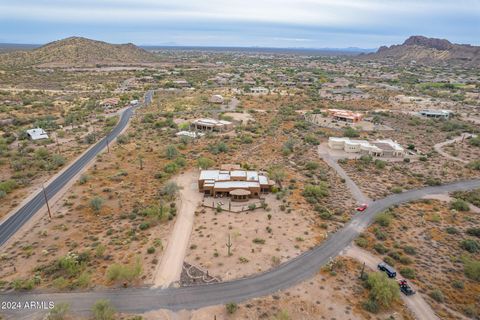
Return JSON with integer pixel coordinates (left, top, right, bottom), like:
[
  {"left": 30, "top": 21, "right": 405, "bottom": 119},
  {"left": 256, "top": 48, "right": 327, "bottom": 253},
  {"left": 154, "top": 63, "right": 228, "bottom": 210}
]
[{"left": 214, "top": 181, "right": 260, "bottom": 189}]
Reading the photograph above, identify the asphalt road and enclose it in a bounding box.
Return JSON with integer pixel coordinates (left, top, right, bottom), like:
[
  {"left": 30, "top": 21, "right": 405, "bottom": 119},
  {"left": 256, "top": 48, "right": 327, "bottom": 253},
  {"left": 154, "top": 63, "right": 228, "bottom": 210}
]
[
  {"left": 0, "top": 90, "right": 154, "bottom": 247},
  {"left": 2, "top": 178, "right": 479, "bottom": 318}
]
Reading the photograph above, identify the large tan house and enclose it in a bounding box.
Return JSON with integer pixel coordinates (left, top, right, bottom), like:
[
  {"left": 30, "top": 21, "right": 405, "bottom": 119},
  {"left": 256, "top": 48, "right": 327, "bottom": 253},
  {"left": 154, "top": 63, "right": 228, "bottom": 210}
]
[{"left": 198, "top": 165, "right": 275, "bottom": 201}]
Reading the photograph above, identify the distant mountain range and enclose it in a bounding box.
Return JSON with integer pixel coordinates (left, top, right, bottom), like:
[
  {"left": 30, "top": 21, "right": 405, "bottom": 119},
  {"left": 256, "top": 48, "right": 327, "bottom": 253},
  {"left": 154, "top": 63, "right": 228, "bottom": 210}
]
[
  {"left": 362, "top": 35, "right": 480, "bottom": 66},
  {"left": 0, "top": 37, "right": 158, "bottom": 68}
]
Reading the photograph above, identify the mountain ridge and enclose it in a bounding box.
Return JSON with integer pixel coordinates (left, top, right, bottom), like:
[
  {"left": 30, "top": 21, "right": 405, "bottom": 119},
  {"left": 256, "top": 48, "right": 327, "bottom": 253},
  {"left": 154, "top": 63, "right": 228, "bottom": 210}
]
[
  {"left": 363, "top": 35, "right": 480, "bottom": 66},
  {"left": 0, "top": 36, "right": 158, "bottom": 68}
]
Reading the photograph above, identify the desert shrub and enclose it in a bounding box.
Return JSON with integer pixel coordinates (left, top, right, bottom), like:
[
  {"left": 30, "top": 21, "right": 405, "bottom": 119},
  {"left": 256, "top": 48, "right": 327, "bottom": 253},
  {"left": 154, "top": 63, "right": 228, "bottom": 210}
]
[
  {"left": 305, "top": 161, "right": 320, "bottom": 171},
  {"left": 0, "top": 179, "right": 17, "bottom": 194},
  {"left": 302, "top": 183, "right": 329, "bottom": 203},
  {"left": 450, "top": 199, "right": 470, "bottom": 211},
  {"left": 362, "top": 299, "right": 379, "bottom": 313},
  {"left": 75, "top": 271, "right": 91, "bottom": 288},
  {"left": 374, "top": 227, "right": 387, "bottom": 241},
  {"left": 147, "top": 247, "right": 155, "bottom": 254},
  {"left": 365, "top": 272, "right": 399, "bottom": 309},
  {"left": 281, "top": 138, "right": 295, "bottom": 155},
  {"left": 425, "top": 177, "right": 442, "bottom": 186},
  {"left": 304, "top": 134, "right": 319, "bottom": 145},
  {"left": 343, "top": 127, "right": 360, "bottom": 138},
  {"left": 445, "top": 226, "right": 459, "bottom": 234},
  {"left": 463, "top": 258, "right": 480, "bottom": 281},
  {"left": 252, "top": 238, "right": 265, "bottom": 244},
  {"left": 375, "top": 212, "right": 392, "bottom": 227},
  {"left": 429, "top": 289, "right": 444, "bottom": 303},
  {"left": 374, "top": 243, "right": 388, "bottom": 254},
  {"left": 164, "top": 162, "right": 178, "bottom": 174},
  {"left": 390, "top": 186, "right": 403, "bottom": 193},
  {"left": 47, "top": 302, "right": 70, "bottom": 320},
  {"left": 197, "top": 157, "right": 214, "bottom": 169},
  {"left": 106, "top": 257, "right": 142, "bottom": 282},
  {"left": 90, "top": 197, "right": 104, "bottom": 213},
  {"left": 355, "top": 236, "right": 368, "bottom": 248},
  {"left": 92, "top": 299, "right": 115, "bottom": 320},
  {"left": 374, "top": 159, "right": 386, "bottom": 169},
  {"left": 452, "top": 280, "right": 464, "bottom": 289},
  {"left": 165, "top": 145, "right": 179, "bottom": 159},
  {"left": 466, "top": 228, "right": 480, "bottom": 238},
  {"left": 209, "top": 142, "right": 229, "bottom": 154},
  {"left": 467, "top": 160, "right": 480, "bottom": 170},
  {"left": 160, "top": 181, "right": 180, "bottom": 200},
  {"left": 399, "top": 267, "right": 415, "bottom": 279},
  {"left": 470, "top": 136, "right": 480, "bottom": 147},
  {"left": 403, "top": 246, "right": 416, "bottom": 255},
  {"left": 79, "top": 174, "right": 90, "bottom": 185},
  {"left": 225, "top": 302, "right": 238, "bottom": 314},
  {"left": 116, "top": 134, "right": 129, "bottom": 144},
  {"left": 460, "top": 239, "right": 480, "bottom": 253}
]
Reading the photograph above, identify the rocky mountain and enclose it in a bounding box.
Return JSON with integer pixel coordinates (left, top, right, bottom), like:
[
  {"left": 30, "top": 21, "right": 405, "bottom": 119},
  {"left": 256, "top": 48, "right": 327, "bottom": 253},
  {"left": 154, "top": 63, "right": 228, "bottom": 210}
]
[
  {"left": 0, "top": 37, "right": 158, "bottom": 68},
  {"left": 363, "top": 36, "right": 480, "bottom": 66}
]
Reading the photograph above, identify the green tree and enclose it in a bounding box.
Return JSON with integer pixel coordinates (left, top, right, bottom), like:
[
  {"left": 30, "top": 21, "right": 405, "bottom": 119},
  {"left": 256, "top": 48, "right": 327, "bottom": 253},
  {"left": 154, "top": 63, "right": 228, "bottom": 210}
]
[
  {"left": 225, "top": 302, "right": 238, "bottom": 314},
  {"left": 366, "top": 272, "right": 399, "bottom": 309}
]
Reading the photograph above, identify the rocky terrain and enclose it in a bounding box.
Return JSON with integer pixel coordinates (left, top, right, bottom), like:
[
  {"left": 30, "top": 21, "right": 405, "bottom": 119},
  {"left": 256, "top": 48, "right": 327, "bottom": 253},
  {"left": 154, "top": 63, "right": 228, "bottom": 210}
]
[{"left": 362, "top": 35, "right": 480, "bottom": 67}]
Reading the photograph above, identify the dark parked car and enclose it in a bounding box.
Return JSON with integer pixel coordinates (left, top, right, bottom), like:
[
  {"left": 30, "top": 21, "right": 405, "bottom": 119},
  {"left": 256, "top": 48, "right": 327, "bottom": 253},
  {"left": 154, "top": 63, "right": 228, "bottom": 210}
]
[
  {"left": 398, "top": 279, "right": 416, "bottom": 295},
  {"left": 377, "top": 262, "right": 397, "bottom": 278}
]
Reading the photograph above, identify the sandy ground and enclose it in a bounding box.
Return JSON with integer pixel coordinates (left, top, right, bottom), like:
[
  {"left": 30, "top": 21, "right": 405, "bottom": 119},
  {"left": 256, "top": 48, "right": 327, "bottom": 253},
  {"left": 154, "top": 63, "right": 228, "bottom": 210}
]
[
  {"left": 342, "top": 245, "right": 440, "bottom": 320},
  {"left": 434, "top": 133, "right": 477, "bottom": 164},
  {"left": 223, "top": 112, "right": 253, "bottom": 124},
  {"left": 153, "top": 170, "right": 203, "bottom": 287},
  {"left": 185, "top": 193, "right": 320, "bottom": 282}
]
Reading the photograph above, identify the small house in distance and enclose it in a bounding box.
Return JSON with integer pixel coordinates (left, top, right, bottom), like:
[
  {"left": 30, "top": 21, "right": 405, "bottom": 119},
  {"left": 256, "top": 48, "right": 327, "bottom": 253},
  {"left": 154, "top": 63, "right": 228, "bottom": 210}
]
[
  {"left": 209, "top": 94, "right": 224, "bottom": 104},
  {"left": 326, "top": 109, "right": 364, "bottom": 123},
  {"left": 250, "top": 87, "right": 269, "bottom": 95},
  {"left": 191, "top": 118, "right": 233, "bottom": 132},
  {"left": 198, "top": 165, "right": 275, "bottom": 201},
  {"left": 100, "top": 98, "right": 120, "bottom": 109},
  {"left": 26, "top": 128, "right": 49, "bottom": 140},
  {"left": 418, "top": 109, "right": 453, "bottom": 119}
]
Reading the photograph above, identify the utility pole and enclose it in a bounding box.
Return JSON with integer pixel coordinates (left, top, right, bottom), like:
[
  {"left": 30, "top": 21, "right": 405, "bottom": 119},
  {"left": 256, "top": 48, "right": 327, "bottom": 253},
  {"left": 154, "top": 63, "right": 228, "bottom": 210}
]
[
  {"left": 360, "top": 262, "right": 365, "bottom": 279},
  {"left": 226, "top": 234, "right": 232, "bottom": 256},
  {"left": 139, "top": 156, "right": 143, "bottom": 170},
  {"left": 55, "top": 133, "right": 60, "bottom": 154},
  {"left": 42, "top": 184, "right": 52, "bottom": 219},
  {"left": 106, "top": 136, "right": 110, "bottom": 153}
]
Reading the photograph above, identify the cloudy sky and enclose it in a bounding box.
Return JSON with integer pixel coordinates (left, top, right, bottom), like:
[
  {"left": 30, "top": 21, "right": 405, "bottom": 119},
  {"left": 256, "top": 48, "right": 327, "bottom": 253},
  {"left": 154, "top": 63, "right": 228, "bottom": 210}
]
[{"left": 0, "top": 0, "right": 479, "bottom": 48}]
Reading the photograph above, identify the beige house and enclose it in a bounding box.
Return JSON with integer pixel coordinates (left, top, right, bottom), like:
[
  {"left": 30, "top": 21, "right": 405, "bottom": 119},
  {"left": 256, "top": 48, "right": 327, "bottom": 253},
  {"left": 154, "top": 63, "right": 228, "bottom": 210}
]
[
  {"left": 191, "top": 118, "right": 233, "bottom": 132},
  {"left": 328, "top": 137, "right": 405, "bottom": 157},
  {"left": 198, "top": 165, "right": 275, "bottom": 201}
]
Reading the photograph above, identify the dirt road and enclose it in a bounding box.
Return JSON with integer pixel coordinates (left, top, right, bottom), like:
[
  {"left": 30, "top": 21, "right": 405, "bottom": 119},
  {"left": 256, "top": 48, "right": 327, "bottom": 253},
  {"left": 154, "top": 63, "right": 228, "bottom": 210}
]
[
  {"left": 433, "top": 133, "right": 477, "bottom": 164},
  {"left": 342, "top": 245, "right": 440, "bottom": 320},
  {"left": 317, "top": 144, "right": 371, "bottom": 204},
  {"left": 153, "top": 170, "right": 202, "bottom": 288}
]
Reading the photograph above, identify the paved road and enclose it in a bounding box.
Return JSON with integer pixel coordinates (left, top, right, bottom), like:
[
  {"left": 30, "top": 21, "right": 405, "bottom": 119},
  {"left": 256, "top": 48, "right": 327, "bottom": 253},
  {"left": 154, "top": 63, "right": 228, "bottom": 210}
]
[
  {"left": 2, "top": 179, "right": 479, "bottom": 319},
  {"left": 0, "top": 90, "right": 154, "bottom": 247}
]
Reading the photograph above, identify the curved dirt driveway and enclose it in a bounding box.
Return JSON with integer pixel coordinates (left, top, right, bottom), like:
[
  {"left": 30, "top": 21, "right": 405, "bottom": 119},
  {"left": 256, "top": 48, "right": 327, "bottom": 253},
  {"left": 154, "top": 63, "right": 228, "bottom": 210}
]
[{"left": 433, "top": 133, "right": 477, "bottom": 164}]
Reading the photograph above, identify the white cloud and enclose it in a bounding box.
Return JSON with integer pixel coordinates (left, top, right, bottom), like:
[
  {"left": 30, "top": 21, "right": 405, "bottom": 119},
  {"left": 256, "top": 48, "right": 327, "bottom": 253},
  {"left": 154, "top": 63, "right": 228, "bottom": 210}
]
[{"left": 1, "top": 0, "right": 476, "bottom": 27}]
